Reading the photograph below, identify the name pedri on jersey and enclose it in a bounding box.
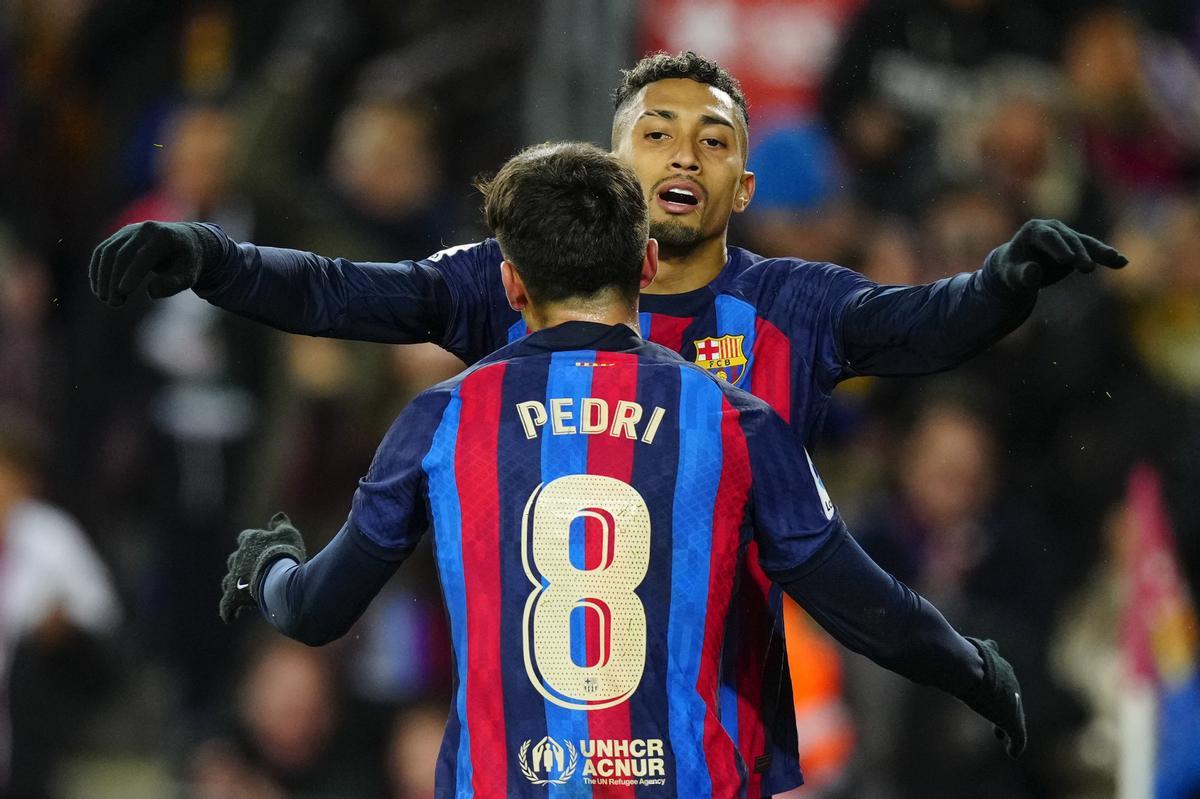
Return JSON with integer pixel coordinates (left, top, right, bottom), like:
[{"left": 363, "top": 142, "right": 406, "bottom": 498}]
[
  {"left": 347, "top": 323, "right": 841, "bottom": 799},
  {"left": 425, "top": 239, "right": 869, "bottom": 794}
]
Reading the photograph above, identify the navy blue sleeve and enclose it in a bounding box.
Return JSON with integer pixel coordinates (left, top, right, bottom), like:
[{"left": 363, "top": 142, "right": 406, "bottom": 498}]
[
  {"left": 192, "top": 227, "right": 516, "bottom": 363},
  {"left": 258, "top": 524, "right": 403, "bottom": 646},
  {"left": 739, "top": 395, "right": 985, "bottom": 697},
  {"left": 348, "top": 389, "right": 453, "bottom": 553},
  {"left": 770, "top": 525, "right": 985, "bottom": 699},
  {"left": 838, "top": 254, "right": 1037, "bottom": 377},
  {"left": 736, "top": 398, "right": 842, "bottom": 574},
  {"left": 256, "top": 389, "right": 452, "bottom": 645}
]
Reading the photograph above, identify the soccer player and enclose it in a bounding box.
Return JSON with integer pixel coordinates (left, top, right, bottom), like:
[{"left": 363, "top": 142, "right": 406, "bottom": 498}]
[
  {"left": 91, "top": 52, "right": 1122, "bottom": 796},
  {"left": 218, "top": 142, "right": 1025, "bottom": 799}
]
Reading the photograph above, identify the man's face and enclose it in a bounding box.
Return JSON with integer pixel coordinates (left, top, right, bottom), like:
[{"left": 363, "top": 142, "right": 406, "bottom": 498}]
[{"left": 613, "top": 79, "right": 754, "bottom": 251}]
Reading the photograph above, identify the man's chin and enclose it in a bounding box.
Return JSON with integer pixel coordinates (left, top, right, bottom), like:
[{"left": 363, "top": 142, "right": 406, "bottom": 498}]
[{"left": 649, "top": 219, "right": 703, "bottom": 251}]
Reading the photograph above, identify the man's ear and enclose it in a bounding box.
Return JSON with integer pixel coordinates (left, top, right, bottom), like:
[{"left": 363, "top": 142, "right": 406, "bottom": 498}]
[
  {"left": 640, "top": 239, "right": 659, "bottom": 289},
  {"left": 500, "top": 260, "right": 529, "bottom": 311},
  {"left": 734, "top": 171, "right": 756, "bottom": 213}
]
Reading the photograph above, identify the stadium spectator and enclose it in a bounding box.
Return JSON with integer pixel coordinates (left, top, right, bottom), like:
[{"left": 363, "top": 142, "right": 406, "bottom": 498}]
[
  {"left": 975, "top": 93, "right": 1111, "bottom": 232},
  {"left": 94, "top": 101, "right": 277, "bottom": 712},
  {"left": 0, "top": 410, "right": 121, "bottom": 797},
  {"left": 821, "top": 0, "right": 1060, "bottom": 213},
  {"left": 846, "top": 395, "right": 1061, "bottom": 797},
  {"left": 385, "top": 701, "right": 445, "bottom": 799},
  {"left": 186, "top": 636, "right": 383, "bottom": 799},
  {"left": 1063, "top": 8, "right": 1200, "bottom": 202},
  {"left": 0, "top": 226, "right": 66, "bottom": 441}
]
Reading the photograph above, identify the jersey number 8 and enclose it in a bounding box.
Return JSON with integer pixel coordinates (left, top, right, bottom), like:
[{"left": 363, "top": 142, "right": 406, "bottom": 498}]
[{"left": 521, "top": 474, "right": 650, "bottom": 710}]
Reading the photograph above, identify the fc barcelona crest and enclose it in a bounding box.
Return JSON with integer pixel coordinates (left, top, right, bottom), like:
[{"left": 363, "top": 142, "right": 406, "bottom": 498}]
[{"left": 693, "top": 334, "right": 748, "bottom": 385}]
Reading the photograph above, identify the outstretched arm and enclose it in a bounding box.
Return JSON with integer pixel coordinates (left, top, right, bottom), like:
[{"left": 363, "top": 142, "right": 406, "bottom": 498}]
[
  {"left": 739, "top": 400, "right": 1026, "bottom": 755},
  {"left": 838, "top": 219, "right": 1127, "bottom": 377},
  {"left": 768, "top": 524, "right": 1025, "bottom": 757},
  {"left": 88, "top": 221, "right": 510, "bottom": 360},
  {"left": 219, "top": 390, "right": 447, "bottom": 643},
  {"left": 260, "top": 523, "right": 404, "bottom": 646},
  {"left": 217, "top": 513, "right": 409, "bottom": 646}
]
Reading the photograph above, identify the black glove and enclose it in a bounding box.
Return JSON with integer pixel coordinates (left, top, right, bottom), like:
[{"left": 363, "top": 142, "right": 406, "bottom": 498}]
[
  {"left": 89, "top": 220, "right": 223, "bottom": 307},
  {"left": 960, "top": 637, "right": 1027, "bottom": 758},
  {"left": 219, "top": 512, "right": 307, "bottom": 624},
  {"left": 987, "top": 219, "right": 1127, "bottom": 293}
]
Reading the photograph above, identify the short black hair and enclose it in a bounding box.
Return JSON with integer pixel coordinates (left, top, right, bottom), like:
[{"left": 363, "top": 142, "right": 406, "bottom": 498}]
[
  {"left": 478, "top": 141, "right": 648, "bottom": 304},
  {"left": 613, "top": 51, "right": 750, "bottom": 128}
]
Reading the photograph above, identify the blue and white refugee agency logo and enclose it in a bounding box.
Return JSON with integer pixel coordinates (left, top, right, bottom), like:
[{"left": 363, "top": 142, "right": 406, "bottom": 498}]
[{"left": 519, "top": 736, "right": 578, "bottom": 785}]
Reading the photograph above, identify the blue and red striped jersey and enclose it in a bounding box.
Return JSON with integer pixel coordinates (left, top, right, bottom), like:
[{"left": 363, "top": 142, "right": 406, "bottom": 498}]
[
  {"left": 349, "top": 321, "right": 841, "bottom": 799},
  {"left": 449, "top": 240, "right": 868, "bottom": 794}
]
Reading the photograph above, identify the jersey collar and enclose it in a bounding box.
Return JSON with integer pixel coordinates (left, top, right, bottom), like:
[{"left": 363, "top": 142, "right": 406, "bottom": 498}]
[
  {"left": 635, "top": 246, "right": 754, "bottom": 317},
  {"left": 518, "top": 321, "right": 644, "bottom": 353}
]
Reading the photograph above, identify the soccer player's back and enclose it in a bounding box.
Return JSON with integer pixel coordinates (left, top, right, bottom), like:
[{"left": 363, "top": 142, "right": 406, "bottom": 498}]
[{"left": 409, "top": 320, "right": 825, "bottom": 797}]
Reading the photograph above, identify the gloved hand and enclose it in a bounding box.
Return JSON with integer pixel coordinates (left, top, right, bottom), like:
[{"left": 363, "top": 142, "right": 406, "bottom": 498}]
[
  {"left": 986, "top": 219, "right": 1127, "bottom": 293},
  {"left": 219, "top": 512, "right": 307, "bottom": 624},
  {"left": 89, "top": 220, "right": 222, "bottom": 307},
  {"left": 961, "top": 637, "right": 1027, "bottom": 758}
]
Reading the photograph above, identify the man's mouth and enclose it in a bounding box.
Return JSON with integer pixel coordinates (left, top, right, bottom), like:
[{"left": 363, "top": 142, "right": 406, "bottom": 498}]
[{"left": 655, "top": 181, "right": 703, "bottom": 214}]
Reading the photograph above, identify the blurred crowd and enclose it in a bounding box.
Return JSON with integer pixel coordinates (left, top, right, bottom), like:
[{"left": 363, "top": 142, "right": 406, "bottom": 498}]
[{"left": 0, "top": 0, "right": 1197, "bottom": 797}]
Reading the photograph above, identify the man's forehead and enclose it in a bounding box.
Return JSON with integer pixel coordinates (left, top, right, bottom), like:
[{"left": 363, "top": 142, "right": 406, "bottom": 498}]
[{"left": 632, "top": 78, "right": 739, "bottom": 121}]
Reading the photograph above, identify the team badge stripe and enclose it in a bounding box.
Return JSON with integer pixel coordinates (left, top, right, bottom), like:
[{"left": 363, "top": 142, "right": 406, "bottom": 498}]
[{"left": 645, "top": 313, "right": 692, "bottom": 354}]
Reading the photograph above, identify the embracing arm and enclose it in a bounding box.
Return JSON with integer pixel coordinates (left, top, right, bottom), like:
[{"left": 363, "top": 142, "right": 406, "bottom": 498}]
[
  {"left": 768, "top": 523, "right": 1026, "bottom": 757},
  {"left": 838, "top": 263, "right": 1034, "bottom": 376},
  {"left": 772, "top": 524, "right": 982, "bottom": 691},
  {"left": 219, "top": 390, "right": 447, "bottom": 643},
  {"left": 740, "top": 401, "right": 1025, "bottom": 755},
  {"left": 839, "top": 219, "right": 1127, "bottom": 377},
  {"left": 88, "top": 221, "right": 508, "bottom": 358},
  {"left": 257, "top": 524, "right": 405, "bottom": 646},
  {"left": 194, "top": 227, "right": 458, "bottom": 345}
]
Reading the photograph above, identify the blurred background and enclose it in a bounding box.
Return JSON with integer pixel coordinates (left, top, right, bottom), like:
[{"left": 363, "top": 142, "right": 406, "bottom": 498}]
[{"left": 1, "top": 0, "right": 1198, "bottom": 797}]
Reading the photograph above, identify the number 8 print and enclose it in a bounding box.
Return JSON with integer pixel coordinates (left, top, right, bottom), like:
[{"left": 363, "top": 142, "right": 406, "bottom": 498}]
[{"left": 521, "top": 474, "right": 651, "bottom": 710}]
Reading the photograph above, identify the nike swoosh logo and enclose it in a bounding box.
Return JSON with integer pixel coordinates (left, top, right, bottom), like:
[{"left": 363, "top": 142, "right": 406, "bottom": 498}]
[{"left": 236, "top": 579, "right": 251, "bottom": 590}]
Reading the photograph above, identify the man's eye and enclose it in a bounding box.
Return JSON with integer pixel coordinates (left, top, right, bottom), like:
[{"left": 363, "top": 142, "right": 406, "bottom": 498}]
[
  {"left": 646, "top": 131, "right": 669, "bottom": 141},
  {"left": 703, "top": 138, "right": 726, "bottom": 148}
]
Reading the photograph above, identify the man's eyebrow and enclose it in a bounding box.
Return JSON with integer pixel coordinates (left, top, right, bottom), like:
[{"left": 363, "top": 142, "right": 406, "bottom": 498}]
[
  {"left": 698, "top": 113, "right": 735, "bottom": 130},
  {"left": 639, "top": 109, "right": 736, "bottom": 130}
]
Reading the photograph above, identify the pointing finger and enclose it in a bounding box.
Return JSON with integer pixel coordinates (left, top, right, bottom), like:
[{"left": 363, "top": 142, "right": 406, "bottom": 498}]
[{"left": 1078, "top": 232, "right": 1129, "bottom": 269}]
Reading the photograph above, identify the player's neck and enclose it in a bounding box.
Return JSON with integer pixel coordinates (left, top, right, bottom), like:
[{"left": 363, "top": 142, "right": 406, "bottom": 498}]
[
  {"left": 641, "top": 233, "right": 727, "bottom": 295},
  {"left": 524, "top": 303, "right": 640, "bottom": 336}
]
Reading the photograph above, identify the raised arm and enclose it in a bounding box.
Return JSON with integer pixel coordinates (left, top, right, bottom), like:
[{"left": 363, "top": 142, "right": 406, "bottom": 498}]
[
  {"left": 838, "top": 219, "right": 1127, "bottom": 376},
  {"left": 88, "top": 220, "right": 511, "bottom": 361}
]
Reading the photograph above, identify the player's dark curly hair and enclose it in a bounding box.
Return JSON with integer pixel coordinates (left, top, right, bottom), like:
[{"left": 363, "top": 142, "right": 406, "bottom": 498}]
[
  {"left": 612, "top": 51, "right": 750, "bottom": 127},
  {"left": 477, "top": 141, "right": 648, "bottom": 304}
]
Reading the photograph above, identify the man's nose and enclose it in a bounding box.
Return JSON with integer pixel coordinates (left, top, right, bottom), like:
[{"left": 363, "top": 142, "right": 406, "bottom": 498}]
[{"left": 670, "top": 141, "right": 700, "bottom": 172}]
